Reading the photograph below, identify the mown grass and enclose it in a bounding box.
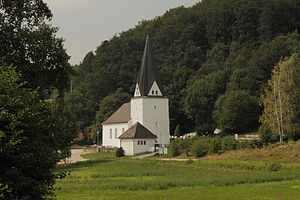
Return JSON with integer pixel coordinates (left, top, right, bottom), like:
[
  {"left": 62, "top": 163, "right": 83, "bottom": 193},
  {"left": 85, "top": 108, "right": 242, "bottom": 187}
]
[{"left": 56, "top": 151, "right": 300, "bottom": 200}]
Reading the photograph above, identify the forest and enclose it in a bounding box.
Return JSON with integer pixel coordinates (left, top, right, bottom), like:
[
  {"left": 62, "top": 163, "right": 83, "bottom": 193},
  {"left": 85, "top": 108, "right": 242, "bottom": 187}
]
[{"left": 66, "top": 0, "right": 300, "bottom": 143}]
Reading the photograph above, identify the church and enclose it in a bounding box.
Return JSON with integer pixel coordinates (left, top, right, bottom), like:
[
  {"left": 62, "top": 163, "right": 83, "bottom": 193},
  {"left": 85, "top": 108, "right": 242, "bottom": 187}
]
[{"left": 102, "top": 35, "right": 170, "bottom": 155}]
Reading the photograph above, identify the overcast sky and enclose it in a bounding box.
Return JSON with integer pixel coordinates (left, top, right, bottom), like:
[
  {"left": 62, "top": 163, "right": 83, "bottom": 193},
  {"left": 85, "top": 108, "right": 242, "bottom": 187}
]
[{"left": 44, "top": 0, "right": 200, "bottom": 65}]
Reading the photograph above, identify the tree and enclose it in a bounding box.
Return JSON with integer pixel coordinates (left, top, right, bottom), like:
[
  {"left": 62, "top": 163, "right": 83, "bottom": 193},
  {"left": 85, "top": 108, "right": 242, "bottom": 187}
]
[
  {"left": 213, "top": 90, "right": 260, "bottom": 134},
  {"left": 0, "top": 0, "right": 72, "bottom": 93},
  {"left": 174, "top": 124, "right": 182, "bottom": 137},
  {"left": 184, "top": 70, "right": 229, "bottom": 134},
  {"left": 261, "top": 53, "right": 300, "bottom": 142},
  {"left": 0, "top": 66, "right": 76, "bottom": 199},
  {"left": 96, "top": 88, "right": 131, "bottom": 125},
  {"left": 63, "top": 0, "right": 300, "bottom": 139},
  {"left": 65, "top": 90, "right": 95, "bottom": 143}
]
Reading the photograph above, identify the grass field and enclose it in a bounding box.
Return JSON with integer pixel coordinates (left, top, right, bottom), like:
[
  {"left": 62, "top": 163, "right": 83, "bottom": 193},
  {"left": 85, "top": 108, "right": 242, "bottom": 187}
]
[{"left": 55, "top": 149, "right": 300, "bottom": 200}]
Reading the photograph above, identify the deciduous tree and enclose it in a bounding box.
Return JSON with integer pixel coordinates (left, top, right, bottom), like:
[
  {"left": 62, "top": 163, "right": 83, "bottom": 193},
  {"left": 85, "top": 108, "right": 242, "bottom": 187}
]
[{"left": 261, "top": 53, "right": 300, "bottom": 142}]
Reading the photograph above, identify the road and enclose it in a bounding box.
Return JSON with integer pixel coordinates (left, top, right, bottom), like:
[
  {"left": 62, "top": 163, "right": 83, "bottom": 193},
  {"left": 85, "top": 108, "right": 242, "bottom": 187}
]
[{"left": 59, "top": 149, "right": 88, "bottom": 164}]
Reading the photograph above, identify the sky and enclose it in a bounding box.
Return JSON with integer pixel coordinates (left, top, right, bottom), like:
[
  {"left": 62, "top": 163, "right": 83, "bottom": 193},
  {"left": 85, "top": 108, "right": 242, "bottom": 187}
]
[{"left": 44, "top": 0, "right": 200, "bottom": 65}]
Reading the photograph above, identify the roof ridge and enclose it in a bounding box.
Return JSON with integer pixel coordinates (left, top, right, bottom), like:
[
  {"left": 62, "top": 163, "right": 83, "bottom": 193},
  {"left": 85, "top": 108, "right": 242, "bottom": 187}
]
[{"left": 118, "top": 122, "right": 157, "bottom": 139}]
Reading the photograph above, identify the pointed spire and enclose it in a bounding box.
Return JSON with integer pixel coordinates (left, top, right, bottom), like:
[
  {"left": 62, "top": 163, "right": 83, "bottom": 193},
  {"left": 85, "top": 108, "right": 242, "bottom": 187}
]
[{"left": 136, "top": 35, "right": 163, "bottom": 96}]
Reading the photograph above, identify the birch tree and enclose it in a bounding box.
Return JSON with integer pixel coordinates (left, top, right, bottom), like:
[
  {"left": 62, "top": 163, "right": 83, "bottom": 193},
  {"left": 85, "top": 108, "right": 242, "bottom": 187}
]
[{"left": 261, "top": 53, "right": 300, "bottom": 142}]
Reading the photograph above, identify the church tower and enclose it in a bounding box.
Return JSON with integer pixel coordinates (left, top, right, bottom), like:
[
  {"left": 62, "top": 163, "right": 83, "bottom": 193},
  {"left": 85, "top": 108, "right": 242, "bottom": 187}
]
[{"left": 130, "top": 35, "right": 170, "bottom": 145}]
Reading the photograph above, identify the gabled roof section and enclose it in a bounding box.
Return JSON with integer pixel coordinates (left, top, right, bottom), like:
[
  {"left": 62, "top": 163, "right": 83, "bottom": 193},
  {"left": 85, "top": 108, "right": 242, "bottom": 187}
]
[
  {"left": 137, "top": 35, "right": 163, "bottom": 96},
  {"left": 118, "top": 122, "right": 157, "bottom": 139},
  {"left": 102, "top": 103, "right": 131, "bottom": 125}
]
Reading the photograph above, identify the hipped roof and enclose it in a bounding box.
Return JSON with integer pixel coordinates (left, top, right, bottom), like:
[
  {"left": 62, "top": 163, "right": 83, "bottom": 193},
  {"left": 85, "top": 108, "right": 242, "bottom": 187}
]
[
  {"left": 137, "top": 35, "right": 163, "bottom": 96},
  {"left": 118, "top": 122, "right": 157, "bottom": 139},
  {"left": 102, "top": 103, "right": 131, "bottom": 125}
]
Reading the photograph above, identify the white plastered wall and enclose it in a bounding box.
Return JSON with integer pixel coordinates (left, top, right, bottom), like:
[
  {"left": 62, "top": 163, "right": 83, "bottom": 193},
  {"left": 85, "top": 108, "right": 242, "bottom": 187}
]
[
  {"left": 133, "top": 138, "right": 156, "bottom": 154},
  {"left": 131, "top": 97, "right": 170, "bottom": 145},
  {"left": 147, "top": 81, "right": 162, "bottom": 96},
  {"left": 134, "top": 84, "right": 141, "bottom": 97},
  {"left": 102, "top": 123, "right": 129, "bottom": 147},
  {"left": 120, "top": 139, "right": 134, "bottom": 155}
]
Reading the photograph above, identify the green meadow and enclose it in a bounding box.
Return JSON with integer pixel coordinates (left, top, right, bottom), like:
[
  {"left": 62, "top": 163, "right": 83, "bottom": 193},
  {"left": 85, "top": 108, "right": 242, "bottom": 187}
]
[{"left": 55, "top": 152, "right": 300, "bottom": 200}]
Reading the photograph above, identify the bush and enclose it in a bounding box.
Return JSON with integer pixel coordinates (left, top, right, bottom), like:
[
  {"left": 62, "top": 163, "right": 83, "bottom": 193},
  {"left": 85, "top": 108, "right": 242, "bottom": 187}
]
[
  {"left": 222, "top": 136, "right": 237, "bottom": 150},
  {"left": 185, "top": 159, "right": 193, "bottom": 165},
  {"left": 169, "top": 139, "right": 181, "bottom": 157},
  {"left": 259, "top": 124, "right": 277, "bottom": 144},
  {"left": 191, "top": 140, "right": 208, "bottom": 157},
  {"left": 268, "top": 163, "right": 282, "bottom": 171},
  {"left": 236, "top": 140, "right": 251, "bottom": 149},
  {"left": 116, "top": 147, "right": 125, "bottom": 157},
  {"left": 208, "top": 138, "right": 222, "bottom": 153},
  {"left": 179, "top": 138, "right": 194, "bottom": 156}
]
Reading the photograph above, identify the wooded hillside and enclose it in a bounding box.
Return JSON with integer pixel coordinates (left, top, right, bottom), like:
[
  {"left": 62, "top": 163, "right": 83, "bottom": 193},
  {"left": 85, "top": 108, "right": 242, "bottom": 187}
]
[{"left": 66, "top": 0, "right": 300, "bottom": 142}]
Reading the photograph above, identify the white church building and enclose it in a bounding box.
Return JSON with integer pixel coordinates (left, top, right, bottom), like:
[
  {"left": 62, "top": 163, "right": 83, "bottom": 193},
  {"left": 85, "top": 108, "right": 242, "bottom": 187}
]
[{"left": 102, "top": 35, "right": 170, "bottom": 155}]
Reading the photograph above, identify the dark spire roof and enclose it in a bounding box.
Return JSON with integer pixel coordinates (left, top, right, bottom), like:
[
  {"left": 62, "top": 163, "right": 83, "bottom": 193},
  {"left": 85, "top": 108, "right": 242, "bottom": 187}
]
[
  {"left": 118, "top": 122, "right": 157, "bottom": 139},
  {"left": 137, "top": 35, "right": 163, "bottom": 96}
]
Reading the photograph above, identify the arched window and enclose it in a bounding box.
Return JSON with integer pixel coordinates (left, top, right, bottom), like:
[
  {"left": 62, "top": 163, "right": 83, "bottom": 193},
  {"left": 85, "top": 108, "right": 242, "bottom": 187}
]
[{"left": 152, "top": 90, "right": 154, "bottom": 95}]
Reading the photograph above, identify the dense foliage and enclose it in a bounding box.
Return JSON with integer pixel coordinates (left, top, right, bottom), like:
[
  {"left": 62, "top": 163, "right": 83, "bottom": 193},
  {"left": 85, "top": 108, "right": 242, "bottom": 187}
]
[
  {"left": 169, "top": 137, "right": 263, "bottom": 158},
  {"left": 0, "top": 0, "right": 72, "bottom": 94},
  {"left": 214, "top": 90, "right": 260, "bottom": 134},
  {"left": 67, "top": 0, "right": 300, "bottom": 140},
  {"left": 0, "top": 66, "right": 77, "bottom": 199},
  {"left": 0, "top": 1, "right": 76, "bottom": 199}
]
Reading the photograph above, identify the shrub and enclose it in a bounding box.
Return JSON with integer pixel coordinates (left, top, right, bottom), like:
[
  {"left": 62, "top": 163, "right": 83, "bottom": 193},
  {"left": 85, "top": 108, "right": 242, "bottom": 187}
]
[
  {"left": 185, "top": 159, "right": 193, "bottom": 165},
  {"left": 191, "top": 140, "right": 208, "bottom": 157},
  {"left": 116, "top": 147, "right": 125, "bottom": 157},
  {"left": 268, "top": 163, "right": 282, "bottom": 171},
  {"left": 208, "top": 138, "right": 222, "bottom": 153},
  {"left": 259, "top": 124, "right": 277, "bottom": 144},
  {"left": 179, "top": 138, "right": 194, "bottom": 156},
  {"left": 169, "top": 139, "right": 181, "bottom": 157},
  {"left": 222, "top": 136, "right": 237, "bottom": 150},
  {"left": 236, "top": 140, "right": 251, "bottom": 149}
]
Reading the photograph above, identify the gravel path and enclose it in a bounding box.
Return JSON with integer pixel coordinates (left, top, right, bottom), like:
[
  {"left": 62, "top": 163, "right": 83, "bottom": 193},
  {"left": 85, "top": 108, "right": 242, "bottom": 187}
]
[
  {"left": 133, "top": 152, "right": 157, "bottom": 159},
  {"left": 59, "top": 149, "right": 89, "bottom": 164}
]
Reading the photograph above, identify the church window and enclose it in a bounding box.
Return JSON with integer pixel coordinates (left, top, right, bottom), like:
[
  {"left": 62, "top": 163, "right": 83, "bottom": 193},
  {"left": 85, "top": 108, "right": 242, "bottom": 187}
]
[
  {"left": 154, "top": 105, "right": 156, "bottom": 109},
  {"left": 144, "top": 141, "right": 146, "bottom": 145},
  {"left": 138, "top": 141, "right": 140, "bottom": 145},
  {"left": 109, "top": 129, "right": 112, "bottom": 139},
  {"left": 156, "top": 90, "right": 158, "bottom": 95},
  {"left": 152, "top": 90, "right": 154, "bottom": 95},
  {"left": 115, "top": 128, "right": 117, "bottom": 138}
]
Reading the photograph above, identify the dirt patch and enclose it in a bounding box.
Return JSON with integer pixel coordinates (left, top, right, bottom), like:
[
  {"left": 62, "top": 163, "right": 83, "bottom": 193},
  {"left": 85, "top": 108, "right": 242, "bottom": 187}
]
[{"left": 159, "top": 162, "right": 247, "bottom": 172}]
